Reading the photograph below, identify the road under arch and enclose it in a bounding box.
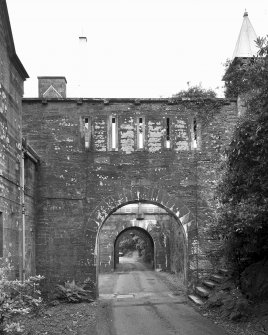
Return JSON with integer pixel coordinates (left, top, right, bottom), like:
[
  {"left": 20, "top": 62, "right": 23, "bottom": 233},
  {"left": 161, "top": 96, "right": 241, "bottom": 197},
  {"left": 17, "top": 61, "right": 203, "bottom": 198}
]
[{"left": 98, "top": 202, "right": 187, "bottom": 295}]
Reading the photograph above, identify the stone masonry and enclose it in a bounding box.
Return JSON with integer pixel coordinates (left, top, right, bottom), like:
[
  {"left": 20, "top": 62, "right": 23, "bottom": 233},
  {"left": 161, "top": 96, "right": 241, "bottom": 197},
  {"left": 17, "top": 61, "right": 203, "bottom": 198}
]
[
  {"left": 0, "top": 1, "right": 252, "bottom": 299},
  {"left": 22, "top": 88, "right": 238, "bottom": 295}
]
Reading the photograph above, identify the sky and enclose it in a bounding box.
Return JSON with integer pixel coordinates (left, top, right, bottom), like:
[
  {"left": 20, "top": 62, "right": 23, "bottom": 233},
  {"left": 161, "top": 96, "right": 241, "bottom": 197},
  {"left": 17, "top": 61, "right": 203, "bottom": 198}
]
[{"left": 6, "top": 0, "right": 268, "bottom": 98}]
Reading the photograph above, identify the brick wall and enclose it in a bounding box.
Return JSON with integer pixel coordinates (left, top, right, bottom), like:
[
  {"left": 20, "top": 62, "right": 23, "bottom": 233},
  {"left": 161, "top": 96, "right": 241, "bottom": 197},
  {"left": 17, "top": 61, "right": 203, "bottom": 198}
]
[{"left": 22, "top": 97, "right": 238, "bottom": 294}]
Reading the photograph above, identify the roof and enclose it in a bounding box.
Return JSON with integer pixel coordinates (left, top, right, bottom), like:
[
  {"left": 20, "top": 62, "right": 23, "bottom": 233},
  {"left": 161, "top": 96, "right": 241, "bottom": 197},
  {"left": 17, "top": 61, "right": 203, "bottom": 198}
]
[
  {"left": 232, "top": 11, "right": 258, "bottom": 59},
  {"left": 22, "top": 97, "right": 236, "bottom": 104},
  {"left": 38, "top": 76, "right": 67, "bottom": 83},
  {"left": 0, "top": 0, "right": 29, "bottom": 80}
]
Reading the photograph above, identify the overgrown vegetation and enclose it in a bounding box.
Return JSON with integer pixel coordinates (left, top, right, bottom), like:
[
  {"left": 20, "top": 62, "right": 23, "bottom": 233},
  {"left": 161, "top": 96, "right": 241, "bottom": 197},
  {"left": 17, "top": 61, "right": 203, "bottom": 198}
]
[
  {"left": 211, "top": 36, "right": 268, "bottom": 281},
  {"left": 56, "top": 280, "right": 94, "bottom": 303},
  {"left": 172, "top": 84, "right": 217, "bottom": 99},
  {"left": 171, "top": 84, "right": 224, "bottom": 125},
  {"left": 0, "top": 263, "right": 43, "bottom": 334}
]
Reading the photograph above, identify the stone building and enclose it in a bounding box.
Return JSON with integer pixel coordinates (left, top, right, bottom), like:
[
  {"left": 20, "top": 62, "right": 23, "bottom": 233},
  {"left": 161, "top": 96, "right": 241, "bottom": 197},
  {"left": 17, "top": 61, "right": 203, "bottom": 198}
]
[
  {"left": 22, "top": 79, "right": 238, "bottom": 295},
  {"left": 0, "top": 0, "right": 39, "bottom": 280},
  {"left": 0, "top": 1, "right": 257, "bottom": 296}
]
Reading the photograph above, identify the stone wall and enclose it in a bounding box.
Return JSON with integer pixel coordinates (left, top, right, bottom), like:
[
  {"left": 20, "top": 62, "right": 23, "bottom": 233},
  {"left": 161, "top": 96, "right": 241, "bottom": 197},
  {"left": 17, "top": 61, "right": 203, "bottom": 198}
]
[{"left": 22, "top": 97, "right": 238, "bottom": 294}]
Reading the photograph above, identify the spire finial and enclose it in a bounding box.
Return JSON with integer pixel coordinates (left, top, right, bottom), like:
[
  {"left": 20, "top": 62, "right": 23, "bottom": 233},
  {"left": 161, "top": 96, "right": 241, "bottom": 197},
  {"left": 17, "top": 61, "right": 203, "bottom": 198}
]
[{"left": 244, "top": 9, "right": 248, "bottom": 17}]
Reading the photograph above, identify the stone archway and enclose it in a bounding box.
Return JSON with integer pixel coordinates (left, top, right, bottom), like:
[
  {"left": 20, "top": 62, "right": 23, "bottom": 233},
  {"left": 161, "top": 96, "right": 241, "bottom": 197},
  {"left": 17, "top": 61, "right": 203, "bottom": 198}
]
[
  {"left": 87, "top": 186, "right": 198, "bottom": 296},
  {"left": 114, "top": 227, "right": 155, "bottom": 271},
  {"left": 90, "top": 186, "right": 195, "bottom": 231}
]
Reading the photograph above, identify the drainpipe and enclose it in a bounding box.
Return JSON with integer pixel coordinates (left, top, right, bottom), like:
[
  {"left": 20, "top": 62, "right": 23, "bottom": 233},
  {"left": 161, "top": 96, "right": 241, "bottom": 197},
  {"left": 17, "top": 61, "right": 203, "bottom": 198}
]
[{"left": 20, "top": 150, "right": 26, "bottom": 282}]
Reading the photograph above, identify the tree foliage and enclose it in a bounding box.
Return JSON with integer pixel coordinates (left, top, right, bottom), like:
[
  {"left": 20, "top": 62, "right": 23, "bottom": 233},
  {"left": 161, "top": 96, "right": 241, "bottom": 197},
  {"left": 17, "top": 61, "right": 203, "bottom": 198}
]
[
  {"left": 172, "top": 84, "right": 216, "bottom": 99},
  {"left": 224, "top": 36, "right": 268, "bottom": 101},
  {"left": 214, "top": 36, "right": 268, "bottom": 276},
  {"left": 119, "top": 234, "right": 147, "bottom": 258}
]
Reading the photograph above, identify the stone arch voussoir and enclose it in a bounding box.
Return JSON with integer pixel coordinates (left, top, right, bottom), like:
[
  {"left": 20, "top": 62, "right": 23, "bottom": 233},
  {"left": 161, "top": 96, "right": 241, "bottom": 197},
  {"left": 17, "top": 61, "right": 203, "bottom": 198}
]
[{"left": 89, "top": 186, "right": 193, "bottom": 231}]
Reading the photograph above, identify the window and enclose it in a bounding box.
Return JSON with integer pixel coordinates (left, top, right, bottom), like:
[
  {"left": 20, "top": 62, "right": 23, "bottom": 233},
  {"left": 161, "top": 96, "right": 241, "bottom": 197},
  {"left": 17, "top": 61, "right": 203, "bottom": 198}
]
[
  {"left": 193, "top": 117, "right": 197, "bottom": 149},
  {"left": 0, "top": 212, "right": 3, "bottom": 257},
  {"left": 166, "top": 117, "right": 171, "bottom": 149},
  {"left": 84, "top": 117, "right": 90, "bottom": 149},
  {"left": 137, "top": 117, "right": 145, "bottom": 149},
  {"left": 111, "top": 117, "right": 117, "bottom": 150},
  {"left": 108, "top": 116, "right": 118, "bottom": 150}
]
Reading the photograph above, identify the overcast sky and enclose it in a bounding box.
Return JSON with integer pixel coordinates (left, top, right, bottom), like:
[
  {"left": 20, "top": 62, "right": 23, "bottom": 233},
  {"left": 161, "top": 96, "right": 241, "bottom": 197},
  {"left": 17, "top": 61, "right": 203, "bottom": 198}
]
[{"left": 6, "top": 0, "right": 268, "bottom": 98}]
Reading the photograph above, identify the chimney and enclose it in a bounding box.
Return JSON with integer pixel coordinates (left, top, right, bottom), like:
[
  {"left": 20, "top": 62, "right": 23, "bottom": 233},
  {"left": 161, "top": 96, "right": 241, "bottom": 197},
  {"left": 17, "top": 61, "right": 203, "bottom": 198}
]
[
  {"left": 77, "top": 36, "right": 88, "bottom": 96},
  {"left": 38, "top": 76, "right": 67, "bottom": 98}
]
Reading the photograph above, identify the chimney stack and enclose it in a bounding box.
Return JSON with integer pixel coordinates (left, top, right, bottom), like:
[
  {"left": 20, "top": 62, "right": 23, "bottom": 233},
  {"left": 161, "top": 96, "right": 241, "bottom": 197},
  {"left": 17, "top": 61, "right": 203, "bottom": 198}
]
[{"left": 38, "top": 76, "right": 67, "bottom": 98}]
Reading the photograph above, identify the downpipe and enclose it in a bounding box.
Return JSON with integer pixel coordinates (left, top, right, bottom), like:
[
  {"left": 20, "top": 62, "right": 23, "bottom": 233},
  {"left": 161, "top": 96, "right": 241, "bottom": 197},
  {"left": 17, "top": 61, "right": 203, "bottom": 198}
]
[{"left": 20, "top": 150, "right": 25, "bottom": 282}]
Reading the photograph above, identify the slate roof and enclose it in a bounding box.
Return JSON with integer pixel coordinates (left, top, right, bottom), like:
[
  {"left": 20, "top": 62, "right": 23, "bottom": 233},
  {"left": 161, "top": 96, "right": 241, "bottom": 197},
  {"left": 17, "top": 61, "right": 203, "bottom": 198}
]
[{"left": 0, "top": 0, "right": 29, "bottom": 80}]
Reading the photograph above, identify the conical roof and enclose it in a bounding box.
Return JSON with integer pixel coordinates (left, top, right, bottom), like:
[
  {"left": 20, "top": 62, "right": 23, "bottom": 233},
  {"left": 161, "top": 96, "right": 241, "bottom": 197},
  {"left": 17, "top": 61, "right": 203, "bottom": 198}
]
[{"left": 232, "top": 11, "right": 258, "bottom": 59}]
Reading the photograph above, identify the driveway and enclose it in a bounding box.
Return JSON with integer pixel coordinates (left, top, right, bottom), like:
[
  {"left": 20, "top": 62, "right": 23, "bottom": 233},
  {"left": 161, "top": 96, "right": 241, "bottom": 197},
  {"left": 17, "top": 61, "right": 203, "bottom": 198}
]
[{"left": 97, "top": 254, "right": 227, "bottom": 335}]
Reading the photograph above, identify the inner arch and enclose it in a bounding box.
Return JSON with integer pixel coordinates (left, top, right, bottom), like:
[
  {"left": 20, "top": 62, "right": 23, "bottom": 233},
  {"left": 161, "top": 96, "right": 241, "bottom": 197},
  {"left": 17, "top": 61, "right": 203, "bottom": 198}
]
[{"left": 114, "top": 226, "right": 155, "bottom": 271}]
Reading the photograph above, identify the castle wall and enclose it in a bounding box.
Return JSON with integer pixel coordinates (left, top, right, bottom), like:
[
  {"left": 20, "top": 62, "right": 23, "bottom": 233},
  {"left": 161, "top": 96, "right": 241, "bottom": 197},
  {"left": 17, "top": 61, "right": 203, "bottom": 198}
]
[{"left": 22, "top": 97, "right": 238, "bottom": 294}]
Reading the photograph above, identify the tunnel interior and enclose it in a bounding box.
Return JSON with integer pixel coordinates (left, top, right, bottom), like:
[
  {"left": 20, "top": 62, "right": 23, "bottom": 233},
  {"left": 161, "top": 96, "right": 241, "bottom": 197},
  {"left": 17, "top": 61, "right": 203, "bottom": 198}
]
[{"left": 98, "top": 202, "right": 186, "bottom": 280}]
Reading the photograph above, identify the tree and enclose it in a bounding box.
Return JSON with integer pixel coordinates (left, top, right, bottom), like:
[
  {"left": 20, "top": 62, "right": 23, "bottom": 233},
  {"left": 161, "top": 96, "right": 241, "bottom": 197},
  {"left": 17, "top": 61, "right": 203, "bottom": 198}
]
[
  {"left": 223, "top": 36, "right": 268, "bottom": 103},
  {"left": 213, "top": 36, "right": 268, "bottom": 276}
]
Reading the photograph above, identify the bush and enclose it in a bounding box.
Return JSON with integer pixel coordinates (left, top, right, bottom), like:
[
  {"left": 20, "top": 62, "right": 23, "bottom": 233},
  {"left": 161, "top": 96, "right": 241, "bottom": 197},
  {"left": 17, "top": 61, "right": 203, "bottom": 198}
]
[{"left": 0, "top": 263, "right": 43, "bottom": 334}]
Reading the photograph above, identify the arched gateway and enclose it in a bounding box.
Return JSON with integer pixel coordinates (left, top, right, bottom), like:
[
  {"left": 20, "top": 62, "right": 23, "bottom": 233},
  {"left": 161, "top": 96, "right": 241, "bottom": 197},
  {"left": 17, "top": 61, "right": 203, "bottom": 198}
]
[
  {"left": 1, "top": 1, "right": 249, "bottom": 300},
  {"left": 90, "top": 186, "right": 197, "bottom": 296},
  {"left": 21, "top": 94, "right": 238, "bottom": 298}
]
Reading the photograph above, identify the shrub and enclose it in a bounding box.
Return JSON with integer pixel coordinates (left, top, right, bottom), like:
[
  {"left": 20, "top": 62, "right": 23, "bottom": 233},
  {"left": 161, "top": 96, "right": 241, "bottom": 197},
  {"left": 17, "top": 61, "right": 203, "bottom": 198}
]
[
  {"left": 56, "top": 280, "right": 94, "bottom": 303},
  {"left": 0, "top": 263, "right": 44, "bottom": 334}
]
